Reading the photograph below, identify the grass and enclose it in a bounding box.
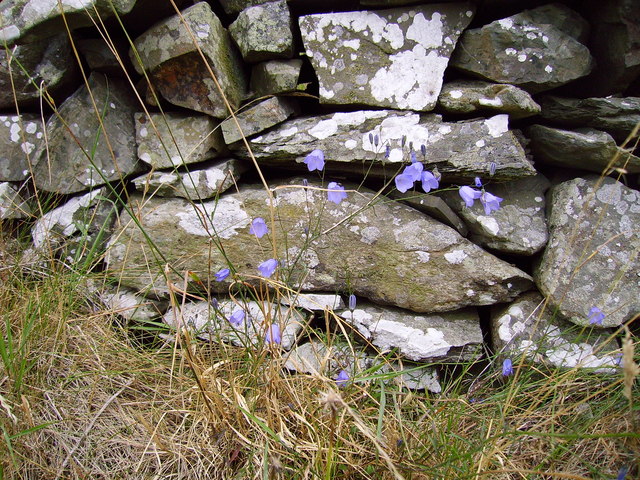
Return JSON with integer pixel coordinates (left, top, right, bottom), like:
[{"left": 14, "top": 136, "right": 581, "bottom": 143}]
[{"left": 1, "top": 3, "right": 640, "bottom": 479}]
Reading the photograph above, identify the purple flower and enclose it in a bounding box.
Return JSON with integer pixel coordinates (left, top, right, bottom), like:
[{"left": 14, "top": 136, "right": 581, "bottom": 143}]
[
  {"left": 265, "top": 323, "right": 281, "bottom": 344},
  {"left": 385, "top": 145, "right": 390, "bottom": 159},
  {"left": 410, "top": 151, "right": 417, "bottom": 163},
  {"left": 228, "top": 309, "right": 244, "bottom": 326},
  {"left": 215, "top": 268, "right": 230, "bottom": 282},
  {"left": 502, "top": 358, "right": 513, "bottom": 377},
  {"left": 327, "top": 182, "right": 348, "bottom": 204},
  {"left": 335, "top": 370, "right": 349, "bottom": 387},
  {"left": 258, "top": 258, "right": 278, "bottom": 278},
  {"left": 403, "top": 162, "right": 423, "bottom": 182},
  {"left": 304, "top": 149, "right": 325, "bottom": 172},
  {"left": 480, "top": 191, "right": 503, "bottom": 215},
  {"left": 348, "top": 294, "right": 357, "bottom": 311},
  {"left": 474, "top": 177, "right": 483, "bottom": 188},
  {"left": 249, "top": 217, "right": 268, "bottom": 238},
  {"left": 421, "top": 171, "right": 439, "bottom": 193},
  {"left": 395, "top": 173, "right": 414, "bottom": 193},
  {"left": 420, "top": 144, "right": 426, "bottom": 157},
  {"left": 588, "top": 306, "right": 605, "bottom": 326},
  {"left": 489, "top": 162, "right": 497, "bottom": 177},
  {"left": 459, "top": 186, "right": 482, "bottom": 207}
]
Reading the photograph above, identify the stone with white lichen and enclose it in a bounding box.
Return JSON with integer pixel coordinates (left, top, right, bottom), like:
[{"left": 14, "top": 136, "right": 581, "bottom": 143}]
[
  {"left": 0, "top": 114, "right": 43, "bottom": 181},
  {"left": 0, "top": 182, "right": 30, "bottom": 220},
  {"left": 299, "top": 3, "right": 474, "bottom": 110},
  {"left": 535, "top": 176, "right": 640, "bottom": 328},
  {"left": 220, "top": 97, "right": 298, "bottom": 145}
]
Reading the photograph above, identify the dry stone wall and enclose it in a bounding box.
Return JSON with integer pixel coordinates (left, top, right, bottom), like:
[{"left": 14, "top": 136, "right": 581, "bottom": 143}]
[{"left": 1, "top": 0, "right": 639, "bottom": 389}]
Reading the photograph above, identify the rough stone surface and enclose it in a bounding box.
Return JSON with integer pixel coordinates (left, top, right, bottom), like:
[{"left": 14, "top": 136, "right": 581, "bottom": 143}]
[
  {"left": 437, "top": 80, "right": 540, "bottom": 119},
  {"left": 135, "top": 112, "right": 225, "bottom": 168},
  {"left": 441, "top": 174, "right": 550, "bottom": 255},
  {"left": 31, "top": 73, "right": 141, "bottom": 194},
  {"left": 131, "top": 2, "right": 246, "bottom": 118},
  {"left": 285, "top": 339, "right": 441, "bottom": 392},
  {"left": 77, "top": 38, "right": 124, "bottom": 74},
  {"left": 0, "top": 0, "right": 137, "bottom": 44},
  {"left": 450, "top": 5, "right": 594, "bottom": 93},
  {"left": 538, "top": 96, "right": 640, "bottom": 143},
  {"left": 337, "top": 302, "right": 483, "bottom": 362},
  {"left": 218, "top": 0, "right": 272, "bottom": 15},
  {"left": 0, "top": 182, "right": 30, "bottom": 220},
  {"left": 527, "top": 125, "right": 640, "bottom": 174},
  {"left": 163, "top": 299, "right": 305, "bottom": 350},
  {"left": 389, "top": 192, "right": 467, "bottom": 236},
  {"left": 491, "top": 292, "right": 620, "bottom": 373},
  {"left": 97, "top": 284, "right": 167, "bottom": 323},
  {"left": 279, "top": 293, "right": 344, "bottom": 312},
  {"left": 105, "top": 180, "right": 532, "bottom": 310},
  {"left": 299, "top": 3, "right": 474, "bottom": 110},
  {"left": 535, "top": 176, "right": 640, "bottom": 328},
  {"left": 221, "top": 97, "right": 297, "bottom": 144},
  {"left": 250, "top": 59, "right": 302, "bottom": 97},
  {"left": 0, "top": 34, "right": 77, "bottom": 108},
  {"left": 132, "top": 158, "right": 246, "bottom": 199},
  {"left": 229, "top": 0, "right": 294, "bottom": 63},
  {"left": 235, "top": 111, "right": 536, "bottom": 182},
  {"left": 0, "top": 114, "right": 43, "bottom": 181}
]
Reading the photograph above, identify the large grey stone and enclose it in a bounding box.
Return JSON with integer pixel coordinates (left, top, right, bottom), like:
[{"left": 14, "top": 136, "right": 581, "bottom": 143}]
[
  {"left": 0, "top": 34, "right": 77, "bottom": 108},
  {"left": 299, "top": 3, "right": 474, "bottom": 110},
  {"left": 492, "top": 292, "right": 620, "bottom": 373},
  {"left": 535, "top": 177, "right": 640, "bottom": 328},
  {"left": 234, "top": 111, "right": 536, "bottom": 182},
  {"left": 441, "top": 174, "right": 550, "bottom": 256},
  {"left": 0, "top": 114, "right": 43, "bottom": 181},
  {"left": 31, "top": 73, "right": 141, "bottom": 194},
  {"left": 0, "top": 182, "right": 30, "bottom": 220},
  {"left": 250, "top": 59, "right": 303, "bottom": 97},
  {"left": 229, "top": 0, "right": 294, "bottom": 63},
  {"left": 337, "top": 302, "right": 483, "bottom": 362},
  {"left": 131, "top": 2, "right": 246, "bottom": 118},
  {"left": 218, "top": 0, "right": 272, "bottom": 15},
  {"left": 539, "top": 96, "right": 640, "bottom": 143},
  {"left": 527, "top": 125, "right": 640, "bottom": 174},
  {"left": 437, "top": 80, "right": 540, "bottom": 119},
  {"left": 220, "top": 97, "right": 297, "bottom": 145},
  {"left": 135, "top": 112, "right": 225, "bottom": 168},
  {"left": 450, "top": 5, "right": 594, "bottom": 93},
  {"left": 105, "top": 180, "right": 533, "bottom": 311},
  {"left": 132, "top": 159, "right": 246, "bottom": 200}
]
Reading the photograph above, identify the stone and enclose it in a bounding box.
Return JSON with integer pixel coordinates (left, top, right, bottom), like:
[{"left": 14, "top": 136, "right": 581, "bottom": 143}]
[
  {"left": 132, "top": 158, "right": 247, "bottom": 200},
  {"left": 520, "top": 2, "right": 590, "bottom": 43},
  {"left": 77, "top": 38, "right": 125, "bottom": 75},
  {"left": 105, "top": 179, "right": 533, "bottom": 311},
  {"left": 229, "top": 0, "right": 294, "bottom": 63},
  {"left": 31, "top": 73, "right": 141, "bottom": 194},
  {"left": 440, "top": 174, "right": 550, "bottom": 256},
  {"left": 0, "top": 182, "right": 30, "bottom": 220},
  {"left": 279, "top": 293, "right": 344, "bottom": 312},
  {"left": 491, "top": 292, "right": 620, "bottom": 373},
  {"left": 535, "top": 176, "right": 640, "bottom": 328},
  {"left": 450, "top": 5, "right": 594, "bottom": 93},
  {"left": 337, "top": 302, "right": 483, "bottom": 362},
  {"left": 285, "top": 339, "right": 441, "bottom": 392},
  {"left": 538, "top": 96, "right": 640, "bottom": 143},
  {"left": 0, "top": 0, "right": 137, "bottom": 44},
  {"left": 220, "top": 97, "right": 297, "bottom": 145},
  {"left": 135, "top": 112, "right": 225, "bottom": 168},
  {"left": 131, "top": 2, "right": 246, "bottom": 118},
  {"left": 218, "top": 0, "right": 272, "bottom": 15},
  {"left": 234, "top": 110, "right": 536, "bottom": 182},
  {"left": 389, "top": 192, "right": 467, "bottom": 236},
  {"left": 250, "top": 59, "right": 303, "bottom": 97},
  {"left": 0, "top": 34, "right": 77, "bottom": 108},
  {"left": 96, "top": 284, "right": 167, "bottom": 323},
  {"left": 0, "top": 114, "right": 43, "bottom": 181},
  {"left": 162, "top": 299, "right": 306, "bottom": 350},
  {"left": 31, "top": 188, "right": 118, "bottom": 263},
  {"left": 299, "top": 3, "right": 475, "bottom": 110},
  {"left": 527, "top": 125, "right": 640, "bottom": 175},
  {"left": 437, "top": 80, "right": 541, "bottom": 119}
]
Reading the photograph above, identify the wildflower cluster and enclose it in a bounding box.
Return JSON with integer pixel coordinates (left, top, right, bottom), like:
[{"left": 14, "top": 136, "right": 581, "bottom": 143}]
[
  {"left": 458, "top": 172, "right": 502, "bottom": 215},
  {"left": 394, "top": 152, "right": 440, "bottom": 194}
]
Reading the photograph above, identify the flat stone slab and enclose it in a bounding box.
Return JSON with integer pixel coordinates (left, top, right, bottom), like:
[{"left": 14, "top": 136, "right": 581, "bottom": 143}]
[
  {"left": 163, "top": 299, "right": 305, "bottom": 350},
  {"left": 250, "top": 59, "right": 303, "bottom": 97},
  {"left": 0, "top": 114, "right": 43, "bottom": 181},
  {"left": 389, "top": 192, "right": 468, "bottom": 236},
  {"left": 299, "top": 3, "right": 474, "bottom": 110},
  {"left": 438, "top": 80, "right": 540, "bottom": 119},
  {"left": 279, "top": 293, "right": 345, "bottom": 312},
  {"left": 234, "top": 110, "right": 536, "bottom": 182},
  {"left": 492, "top": 292, "right": 620, "bottom": 373},
  {"left": 31, "top": 73, "right": 141, "bottom": 194},
  {"left": 105, "top": 179, "right": 533, "bottom": 311},
  {"left": 440, "top": 174, "right": 550, "bottom": 256},
  {"left": 135, "top": 112, "right": 225, "bottom": 168},
  {"left": 0, "top": 182, "right": 30, "bottom": 220},
  {"left": 132, "top": 158, "right": 246, "bottom": 199},
  {"left": 527, "top": 125, "right": 640, "bottom": 175},
  {"left": 221, "top": 97, "right": 297, "bottom": 145},
  {"left": 131, "top": 2, "right": 246, "bottom": 118},
  {"left": 535, "top": 176, "right": 640, "bottom": 328}
]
